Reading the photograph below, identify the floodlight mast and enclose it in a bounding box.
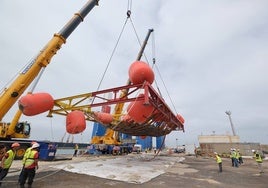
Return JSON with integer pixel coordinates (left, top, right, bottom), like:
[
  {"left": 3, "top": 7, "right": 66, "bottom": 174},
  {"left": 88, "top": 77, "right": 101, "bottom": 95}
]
[{"left": 225, "top": 110, "right": 236, "bottom": 136}]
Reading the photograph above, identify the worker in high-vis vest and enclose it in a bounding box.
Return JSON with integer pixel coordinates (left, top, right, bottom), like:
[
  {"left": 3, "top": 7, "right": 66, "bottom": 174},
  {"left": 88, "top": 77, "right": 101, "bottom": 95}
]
[
  {"left": 252, "top": 150, "right": 264, "bottom": 174},
  {"left": 214, "top": 152, "right": 223, "bottom": 173},
  {"left": 18, "top": 141, "right": 37, "bottom": 184},
  {"left": 0, "top": 142, "right": 20, "bottom": 186},
  {"left": 19, "top": 142, "right": 40, "bottom": 188}
]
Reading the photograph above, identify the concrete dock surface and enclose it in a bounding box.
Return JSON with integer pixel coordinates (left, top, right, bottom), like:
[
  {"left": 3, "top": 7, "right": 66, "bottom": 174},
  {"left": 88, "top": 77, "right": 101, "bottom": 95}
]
[{"left": 2, "top": 153, "right": 268, "bottom": 188}]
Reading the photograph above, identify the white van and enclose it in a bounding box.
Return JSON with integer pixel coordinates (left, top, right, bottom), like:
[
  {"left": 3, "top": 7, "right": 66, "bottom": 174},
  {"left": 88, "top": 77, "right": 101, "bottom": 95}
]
[{"left": 132, "top": 144, "right": 142, "bottom": 153}]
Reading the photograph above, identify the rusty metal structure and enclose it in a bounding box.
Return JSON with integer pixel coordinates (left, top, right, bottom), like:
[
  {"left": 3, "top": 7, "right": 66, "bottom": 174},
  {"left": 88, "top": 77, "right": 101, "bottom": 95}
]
[
  {"left": 47, "top": 81, "right": 184, "bottom": 137},
  {"left": 48, "top": 28, "right": 184, "bottom": 138}
]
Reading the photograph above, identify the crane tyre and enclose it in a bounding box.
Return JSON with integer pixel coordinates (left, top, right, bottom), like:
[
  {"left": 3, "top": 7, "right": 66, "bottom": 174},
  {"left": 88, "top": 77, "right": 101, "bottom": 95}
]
[{"left": 16, "top": 146, "right": 28, "bottom": 160}]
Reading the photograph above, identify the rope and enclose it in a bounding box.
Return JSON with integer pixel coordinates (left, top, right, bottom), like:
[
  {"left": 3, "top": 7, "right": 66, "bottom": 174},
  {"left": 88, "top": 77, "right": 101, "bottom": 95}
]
[
  {"left": 129, "top": 18, "right": 150, "bottom": 63},
  {"left": 0, "top": 167, "right": 63, "bottom": 184},
  {"left": 93, "top": 12, "right": 130, "bottom": 105},
  {"left": 127, "top": 0, "right": 132, "bottom": 12},
  {"left": 150, "top": 32, "right": 163, "bottom": 98},
  {"left": 142, "top": 135, "right": 166, "bottom": 161},
  {"left": 154, "top": 63, "right": 178, "bottom": 115},
  {"left": 34, "top": 168, "right": 63, "bottom": 181},
  {"left": 148, "top": 31, "right": 178, "bottom": 114},
  {"left": 50, "top": 118, "right": 54, "bottom": 141},
  {"left": 127, "top": 14, "right": 178, "bottom": 116}
]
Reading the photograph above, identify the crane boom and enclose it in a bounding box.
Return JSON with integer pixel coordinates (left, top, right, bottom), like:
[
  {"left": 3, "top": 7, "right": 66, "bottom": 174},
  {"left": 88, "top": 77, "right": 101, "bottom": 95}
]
[
  {"left": 0, "top": 0, "right": 99, "bottom": 140},
  {"left": 225, "top": 111, "right": 236, "bottom": 136},
  {"left": 0, "top": 0, "right": 99, "bottom": 121}
]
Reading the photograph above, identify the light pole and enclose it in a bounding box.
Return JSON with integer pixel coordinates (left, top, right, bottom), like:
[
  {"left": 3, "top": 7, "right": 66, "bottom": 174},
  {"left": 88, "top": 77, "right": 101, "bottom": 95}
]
[{"left": 225, "top": 110, "right": 236, "bottom": 136}]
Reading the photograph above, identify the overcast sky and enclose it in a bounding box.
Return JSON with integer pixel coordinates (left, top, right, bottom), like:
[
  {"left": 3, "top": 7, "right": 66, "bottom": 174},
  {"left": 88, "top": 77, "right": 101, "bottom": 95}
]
[{"left": 1, "top": 0, "right": 268, "bottom": 147}]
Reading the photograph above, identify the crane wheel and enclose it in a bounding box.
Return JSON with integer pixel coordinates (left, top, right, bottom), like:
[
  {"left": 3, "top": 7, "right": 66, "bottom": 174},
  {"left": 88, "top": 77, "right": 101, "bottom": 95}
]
[{"left": 16, "top": 146, "right": 27, "bottom": 160}]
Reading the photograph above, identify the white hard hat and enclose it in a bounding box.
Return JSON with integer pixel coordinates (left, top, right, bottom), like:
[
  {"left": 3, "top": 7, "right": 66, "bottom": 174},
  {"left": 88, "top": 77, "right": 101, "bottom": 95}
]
[
  {"left": 252, "top": 149, "right": 255, "bottom": 153},
  {"left": 31, "top": 141, "right": 37, "bottom": 145},
  {"left": 214, "top": 152, "right": 217, "bottom": 154},
  {"left": 31, "top": 143, "right": 40, "bottom": 149}
]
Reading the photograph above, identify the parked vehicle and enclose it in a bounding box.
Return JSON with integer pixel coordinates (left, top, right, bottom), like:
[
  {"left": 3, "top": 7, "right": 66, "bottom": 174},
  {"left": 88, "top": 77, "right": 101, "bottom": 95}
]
[{"left": 132, "top": 144, "right": 142, "bottom": 154}]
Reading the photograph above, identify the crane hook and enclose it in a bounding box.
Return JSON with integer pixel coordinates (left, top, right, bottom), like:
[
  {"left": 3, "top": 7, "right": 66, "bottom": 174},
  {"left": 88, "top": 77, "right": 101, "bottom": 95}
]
[{"left": 127, "top": 10, "right": 131, "bottom": 18}]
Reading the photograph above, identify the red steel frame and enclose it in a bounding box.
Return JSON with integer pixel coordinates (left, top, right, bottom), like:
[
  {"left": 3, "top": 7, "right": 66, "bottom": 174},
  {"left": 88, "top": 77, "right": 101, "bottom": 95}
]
[{"left": 48, "top": 81, "right": 184, "bottom": 136}]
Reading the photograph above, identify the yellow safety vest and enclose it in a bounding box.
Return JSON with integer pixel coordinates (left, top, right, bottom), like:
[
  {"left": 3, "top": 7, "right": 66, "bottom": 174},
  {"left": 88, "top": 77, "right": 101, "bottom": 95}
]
[
  {"left": 254, "top": 153, "right": 263, "bottom": 163},
  {"left": 22, "top": 147, "right": 31, "bottom": 165},
  {"left": 231, "top": 151, "right": 236, "bottom": 158},
  {"left": 24, "top": 150, "right": 38, "bottom": 168},
  {"left": 216, "top": 155, "right": 222, "bottom": 163},
  {"left": 3, "top": 150, "right": 15, "bottom": 169}
]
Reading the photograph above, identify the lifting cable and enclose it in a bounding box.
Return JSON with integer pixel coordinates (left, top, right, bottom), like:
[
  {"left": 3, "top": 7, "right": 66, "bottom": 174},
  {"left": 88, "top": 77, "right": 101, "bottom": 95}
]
[
  {"left": 127, "top": 11, "right": 180, "bottom": 117},
  {"left": 90, "top": 1, "right": 133, "bottom": 107},
  {"left": 50, "top": 118, "right": 54, "bottom": 141},
  {"left": 149, "top": 135, "right": 166, "bottom": 161},
  {"left": 149, "top": 30, "right": 179, "bottom": 115},
  {"left": 89, "top": 0, "right": 177, "bottom": 159},
  {"left": 153, "top": 62, "right": 179, "bottom": 115},
  {"left": 150, "top": 32, "right": 163, "bottom": 97},
  {"left": 93, "top": 2, "right": 132, "bottom": 99}
]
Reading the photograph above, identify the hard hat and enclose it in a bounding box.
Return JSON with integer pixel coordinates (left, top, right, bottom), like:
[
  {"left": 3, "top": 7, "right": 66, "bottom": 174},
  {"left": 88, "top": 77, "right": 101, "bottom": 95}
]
[
  {"left": 252, "top": 149, "right": 255, "bottom": 153},
  {"left": 31, "top": 143, "right": 40, "bottom": 149},
  {"left": 11, "top": 142, "right": 20, "bottom": 148},
  {"left": 214, "top": 152, "right": 218, "bottom": 154},
  {"left": 31, "top": 141, "right": 37, "bottom": 145}
]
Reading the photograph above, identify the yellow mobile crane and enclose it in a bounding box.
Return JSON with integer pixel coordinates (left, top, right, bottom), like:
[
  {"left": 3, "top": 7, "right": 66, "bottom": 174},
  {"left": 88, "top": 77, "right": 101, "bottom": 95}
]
[{"left": 0, "top": 0, "right": 99, "bottom": 140}]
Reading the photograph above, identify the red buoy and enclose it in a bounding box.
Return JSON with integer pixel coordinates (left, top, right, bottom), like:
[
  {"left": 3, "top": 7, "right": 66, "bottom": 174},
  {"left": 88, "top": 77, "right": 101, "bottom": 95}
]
[
  {"left": 94, "top": 112, "right": 113, "bottom": 124},
  {"left": 127, "top": 94, "right": 154, "bottom": 123},
  {"left": 176, "top": 114, "right": 185, "bottom": 124},
  {"left": 66, "top": 111, "right": 86, "bottom": 134},
  {"left": 128, "top": 61, "right": 154, "bottom": 84},
  {"left": 18, "top": 93, "right": 54, "bottom": 116},
  {"left": 121, "top": 114, "right": 132, "bottom": 122}
]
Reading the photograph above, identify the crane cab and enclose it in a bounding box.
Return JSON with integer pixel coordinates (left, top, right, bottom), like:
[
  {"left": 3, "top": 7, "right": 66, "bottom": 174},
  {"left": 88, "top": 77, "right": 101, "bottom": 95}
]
[
  {"left": 14, "top": 122, "right": 31, "bottom": 137},
  {"left": 0, "top": 121, "right": 30, "bottom": 139}
]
